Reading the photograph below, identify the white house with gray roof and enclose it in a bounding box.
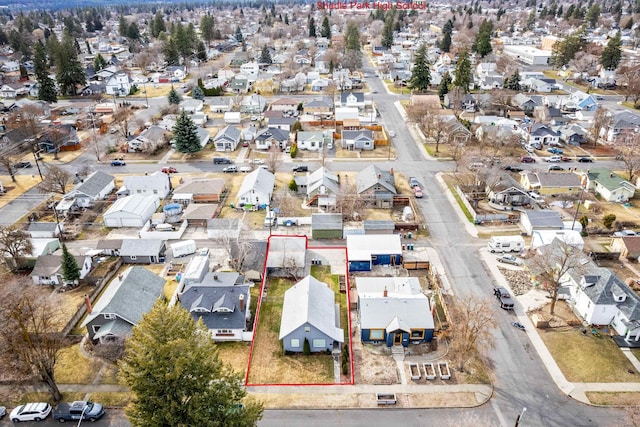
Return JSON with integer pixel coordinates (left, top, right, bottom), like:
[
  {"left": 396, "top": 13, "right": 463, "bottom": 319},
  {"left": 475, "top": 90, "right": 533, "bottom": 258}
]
[
  {"left": 103, "top": 194, "right": 159, "bottom": 228},
  {"left": 237, "top": 168, "right": 274, "bottom": 208},
  {"left": 279, "top": 275, "right": 344, "bottom": 353},
  {"left": 119, "top": 239, "right": 166, "bottom": 264},
  {"left": 61, "top": 171, "right": 115, "bottom": 208},
  {"left": 118, "top": 172, "right": 171, "bottom": 200},
  {"left": 82, "top": 266, "right": 165, "bottom": 342},
  {"left": 31, "top": 253, "right": 92, "bottom": 286},
  {"left": 213, "top": 125, "right": 242, "bottom": 151}
]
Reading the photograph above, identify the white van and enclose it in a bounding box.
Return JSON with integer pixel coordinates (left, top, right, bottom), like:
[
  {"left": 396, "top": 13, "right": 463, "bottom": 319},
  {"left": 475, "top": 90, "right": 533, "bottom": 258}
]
[{"left": 488, "top": 236, "right": 525, "bottom": 253}]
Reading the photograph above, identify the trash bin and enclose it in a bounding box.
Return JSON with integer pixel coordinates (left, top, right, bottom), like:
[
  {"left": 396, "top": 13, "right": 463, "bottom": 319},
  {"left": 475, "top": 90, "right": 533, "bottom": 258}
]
[{"left": 408, "top": 232, "right": 413, "bottom": 239}]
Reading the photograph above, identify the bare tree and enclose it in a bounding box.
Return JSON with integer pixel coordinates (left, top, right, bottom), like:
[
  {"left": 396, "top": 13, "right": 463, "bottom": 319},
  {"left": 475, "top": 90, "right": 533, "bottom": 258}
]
[
  {"left": 589, "top": 108, "right": 610, "bottom": 147},
  {"left": 0, "top": 290, "right": 65, "bottom": 402},
  {"left": 570, "top": 51, "right": 599, "bottom": 84},
  {"left": 617, "top": 132, "right": 640, "bottom": 182},
  {"left": 0, "top": 151, "right": 20, "bottom": 182},
  {"left": 528, "top": 239, "right": 587, "bottom": 315},
  {"left": 112, "top": 105, "right": 133, "bottom": 142},
  {"left": 0, "top": 226, "right": 33, "bottom": 270},
  {"left": 335, "top": 179, "right": 366, "bottom": 220},
  {"left": 617, "top": 62, "right": 640, "bottom": 106},
  {"left": 421, "top": 110, "right": 450, "bottom": 153},
  {"left": 39, "top": 165, "right": 72, "bottom": 195},
  {"left": 448, "top": 297, "right": 496, "bottom": 372},
  {"left": 272, "top": 189, "right": 299, "bottom": 217},
  {"left": 265, "top": 144, "right": 281, "bottom": 175}
]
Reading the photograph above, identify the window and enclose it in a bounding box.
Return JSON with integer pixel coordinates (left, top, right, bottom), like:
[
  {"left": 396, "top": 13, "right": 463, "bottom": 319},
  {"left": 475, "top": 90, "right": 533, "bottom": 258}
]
[
  {"left": 130, "top": 255, "right": 137, "bottom": 260},
  {"left": 369, "top": 329, "right": 384, "bottom": 340},
  {"left": 153, "top": 190, "right": 158, "bottom": 194},
  {"left": 312, "top": 339, "right": 326, "bottom": 348},
  {"left": 92, "top": 325, "right": 101, "bottom": 334},
  {"left": 371, "top": 255, "right": 378, "bottom": 261},
  {"left": 217, "top": 329, "right": 232, "bottom": 334},
  {"left": 410, "top": 329, "right": 424, "bottom": 339},
  {"left": 304, "top": 326, "right": 311, "bottom": 333},
  {"left": 290, "top": 338, "right": 300, "bottom": 348},
  {"left": 104, "top": 313, "right": 115, "bottom": 320}
]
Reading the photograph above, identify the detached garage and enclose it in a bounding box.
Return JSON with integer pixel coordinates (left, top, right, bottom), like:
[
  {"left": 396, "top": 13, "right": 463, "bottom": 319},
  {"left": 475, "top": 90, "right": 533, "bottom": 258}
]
[{"left": 103, "top": 194, "right": 159, "bottom": 228}]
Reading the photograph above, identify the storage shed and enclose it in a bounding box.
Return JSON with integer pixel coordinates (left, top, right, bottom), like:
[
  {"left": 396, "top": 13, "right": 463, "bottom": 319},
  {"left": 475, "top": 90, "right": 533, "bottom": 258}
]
[{"left": 311, "top": 213, "right": 343, "bottom": 239}]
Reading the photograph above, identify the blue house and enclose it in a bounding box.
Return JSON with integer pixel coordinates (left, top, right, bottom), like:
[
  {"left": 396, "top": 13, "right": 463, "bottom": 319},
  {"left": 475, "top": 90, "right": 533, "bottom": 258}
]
[
  {"left": 346, "top": 234, "right": 402, "bottom": 272},
  {"left": 356, "top": 277, "right": 434, "bottom": 347}
]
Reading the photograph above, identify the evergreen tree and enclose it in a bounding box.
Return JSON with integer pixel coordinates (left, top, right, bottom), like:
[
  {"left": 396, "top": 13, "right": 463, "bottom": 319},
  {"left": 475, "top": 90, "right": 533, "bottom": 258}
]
[
  {"left": 168, "top": 86, "right": 181, "bottom": 105},
  {"left": 60, "top": 243, "right": 80, "bottom": 284},
  {"left": 235, "top": 26, "right": 243, "bottom": 43},
  {"left": 438, "top": 71, "right": 452, "bottom": 100},
  {"left": 200, "top": 15, "right": 215, "bottom": 48},
  {"left": 505, "top": 70, "right": 521, "bottom": 91},
  {"left": 151, "top": 12, "right": 166, "bottom": 38},
  {"left": 284, "top": 14, "right": 289, "bottom": 25},
  {"left": 163, "top": 39, "right": 180, "bottom": 66},
  {"left": 119, "top": 301, "right": 263, "bottom": 426},
  {"left": 381, "top": 17, "right": 394, "bottom": 49},
  {"left": 34, "top": 43, "right": 57, "bottom": 103},
  {"left": 308, "top": 17, "right": 316, "bottom": 37},
  {"left": 321, "top": 16, "right": 331, "bottom": 38},
  {"left": 93, "top": 53, "right": 107, "bottom": 72},
  {"left": 453, "top": 50, "right": 472, "bottom": 93},
  {"left": 600, "top": 31, "right": 622, "bottom": 70},
  {"left": 118, "top": 14, "right": 128, "bottom": 37},
  {"left": 196, "top": 41, "right": 207, "bottom": 62},
  {"left": 408, "top": 44, "right": 431, "bottom": 92},
  {"left": 344, "top": 22, "right": 361, "bottom": 51},
  {"left": 259, "top": 46, "right": 272, "bottom": 64},
  {"left": 440, "top": 20, "right": 453, "bottom": 52},
  {"left": 173, "top": 110, "right": 201, "bottom": 153},
  {"left": 55, "top": 31, "right": 86, "bottom": 96},
  {"left": 585, "top": 4, "right": 601, "bottom": 27},
  {"left": 191, "top": 85, "right": 204, "bottom": 101},
  {"left": 473, "top": 19, "right": 493, "bottom": 58},
  {"left": 551, "top": 26, "right": 587, "bottom": 68}
]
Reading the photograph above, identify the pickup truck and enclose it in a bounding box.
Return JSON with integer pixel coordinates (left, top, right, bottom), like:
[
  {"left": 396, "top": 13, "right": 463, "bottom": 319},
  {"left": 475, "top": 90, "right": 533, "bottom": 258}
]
[
  {"left": 493, "top": 286, "right": 515, "bottom": 310},
  {"left": 53, "top": 401, "right": 104, "bottom": 423}
]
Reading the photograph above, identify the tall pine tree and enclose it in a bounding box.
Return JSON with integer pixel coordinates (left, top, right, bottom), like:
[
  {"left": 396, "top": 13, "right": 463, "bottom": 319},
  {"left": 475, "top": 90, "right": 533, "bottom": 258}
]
[
  {"left": 34, "top": 43, "right": 57, "bottom": 103},
  {"left": 320, "top": 16, "right": 331, "bottom": 38},
  {"left": 408, "top": 44, "right": 431, "bottom": 92},
  {"left": 173, "top": 110, "right": 201, "bottom": 153},
  {"left": 55, "top": 31, "right": 86, "bottom": 96},
  {"left": 438, "top": 71, "right": 452, "bottom": 100},
  {"left": 168, "top": 86, "right": 181, "bottom": 105},
  {"left": 60, "top": 243, "right": 80, "bottom": 284},
  {"left": 381, "top": 17, "right": 394, "bottom": 49},
  {"left": 600, "top": 31, "right": 622, "bottom": 70},
  {"left": 453, "top": 50, "right": 472, "bottom": 93}
]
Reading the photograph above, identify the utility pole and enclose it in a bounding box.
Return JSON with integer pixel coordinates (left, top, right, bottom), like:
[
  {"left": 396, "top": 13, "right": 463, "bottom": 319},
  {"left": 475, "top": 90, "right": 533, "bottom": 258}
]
[{"left": 30, "top": 139, "right": 44, "bottom": 180}]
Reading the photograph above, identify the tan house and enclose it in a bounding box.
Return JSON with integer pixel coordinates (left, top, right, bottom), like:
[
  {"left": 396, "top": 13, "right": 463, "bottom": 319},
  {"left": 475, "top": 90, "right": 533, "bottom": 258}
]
[
  {"left": 173, "top": 178, "right": 226, "bottom": 204},
  {"left": 520, "top": 172, "right": 582, "bottom": 195},
  {"left": 611, "top": 236, "right": 640, "bottom": 261}
]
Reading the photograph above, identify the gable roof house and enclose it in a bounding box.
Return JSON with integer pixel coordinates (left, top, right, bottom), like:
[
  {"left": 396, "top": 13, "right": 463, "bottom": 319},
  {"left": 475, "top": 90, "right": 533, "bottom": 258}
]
[
  {"left": 303, "top": 97, "right": 333, "bottom": 115},
  {"left": 0, "top": 83, "right": 28, "bottom": 99},
  {"left": 356, "top": 165, "right": 396, "bottom": 208},
  {"left": 584, "top": 168, "right": 636, "bottom": 202},
  {"left": 342, "top": 129, "right": 374, "bottom": 151},
  {"left": 528, "top": 123, "right": 560, "bottom": 146},
  {"left": 279, "top": 275, "right": 344, "bottom": 353},
  {"left": 270, "top": 97, "right": 300, "bottom": 112},
  {"left": 118, "top": 172, "right": 171, "bottom": 200},
  {"left": 240, "top": 94, "right": 267, "bottom": 114},
  {"left": 559, "top": 124, "right": 588, "bottom": 145},
  {"left": 179, "top": 99, "right": 204, "bottom": 114},
  {"left": 304, "top": 167, "right": 340, "bottom": 208},
  {"left": 166, "top": 65, "right": 187, "bottom": 80},
  {"left": 31, "top": 254, "right": 92, "bottom": 286},
  {"left": 213, "top": 125, "right": 242, "bottom": 152},
  {"left": 208, "top": 96, "right": 235, "bottom": 113},
  {"left": 347, "top": 234, "right": 402, "bottom": 272},
  {"left": 37, "top": 124, "right": 80, "bottom": 153},
  {"left": 255, "top": 127, "right": 290, "bottom": 150},
  {"left": 339, "top": 92, "right": 366, "bottom": 110},
  {"left": 611, "top": 236, "right": 640, "bottom": 261},
  {"left": 356, "top": 277, "right": 434, "bottom": 347},
  {"left": 103, "top": 194, "right": 160, "bottom": 228},
  {"left": 520, "top": 171, "right": 582, "bottom": 196},
  {"left": 296, "top": 130, "right": 332, "bottom": 151},
  {"left": 128, "top": 125, "right": 169, "bottom": 153},
  {"left": 178, "top": 257, "right": 251, "bottom": 341},
  {"left": 61, "top": 171, "right": 115, "bottom": 209},
  {"left": 27, "top": 222, "right": 64, "bottom": 239},
  {"left": 604, "top": 111, "right": 640, "bottom": 144},
  {"left": 82, "top": 266, "right": 165, "bottom": 342},
  {"left": 105, "top": 70, "right": 132, "bottom": 96},
  {"left": 237, "top": 168, "right": 275, "bottom": 207},
  {"left": 119, "top": 239, "right": 166, "bottom": 264},
  {"left": 174, "top": 178, "right": 226, "bottom": 204},
  {"left": 519, "top": 210, "right": 565, "bottom": 236},
  {"left": 512, "top": 93, "right": 540, "bottom": 115}
]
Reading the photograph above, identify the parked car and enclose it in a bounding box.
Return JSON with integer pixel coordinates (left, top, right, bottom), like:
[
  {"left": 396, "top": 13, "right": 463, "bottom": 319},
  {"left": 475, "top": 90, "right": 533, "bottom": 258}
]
[
  {"left": 213, "top": 157, "right": 233, "bottom": 164},
  {"left": 53, "top": 401, "right": 104, "bottom": 423},
  {"left": 493, "top": 286, "right": 515, "bottom": 310},
  {"left": 13, "top": 161, "right": 32, "bottom": 169},
  {"left": 388, "top": 130, "right": 396, "bottom": 137},
  {"left": 284, "top": 146, "right": 291, "bottom": 154},
  {"left": 62, "top": 107, "right": 79, "bottom": 115},
  {"left": 242, "top": 141, "right": 250, "bottom": 147},
  {"left": 497, "top": 254, "right": 522, "bottom": 266},
  {"left": 10, "top": 402, "right": 52, "bottom": 422},
  {"left": 547, "top": 147, "right": 563, "bottom": 154},
  {"left": 250, "top": 158, "right": 264, "bottom": 165},
  {"left": 0, "top": 406, "right": 6, "bottom": 419},
  {"left": 613, "top": 230, "right": 637, "bottom": 237},
  {"left": 547, "top": 156, "right": 562, "bottom": 163},
  {"left": 548, "top": 165, "right": 565, "bottom": 171},
  {"left": 409, "top": 177, "right": 419, "bottom": 188},
  {"left": 577, "top": 157, "right": 594, "bottom": 163},
  {"left": 520, "top": 156, "right": 535, "bottom": 163},
  {"left": 413, "top": 186, "right": 423, "bottom": 198},
  {"left": 504, "top": 165, "right": 524, "bottom": 172},
  {"left": 222, "top": 165, "right": 237, "bottom": 173},
  {"left": 239, "top": 166, "right": 252, "bottom": 173},
  {"left": 161, "top": 167, "right": 177, "bottom": 173},
  {"left": 292, "top": 165, "right": 309, "bottom": 172},
  {"left": 560, "top": 156, "right": 572, "bottom": 162},
  {"left": 110, "top": 160, "right": 126, "bottom": 166}
]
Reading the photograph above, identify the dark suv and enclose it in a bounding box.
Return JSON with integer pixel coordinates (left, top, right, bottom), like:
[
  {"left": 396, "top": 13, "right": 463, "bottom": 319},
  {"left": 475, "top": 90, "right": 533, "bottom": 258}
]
[
  {"left": 493, "top": 286, "right": 515, "bottom": 310},
  {"left": 213, "top": 157, "right": 232, "bottom": 164},
  {"left": 292, "top": 165, "right": 308, "bottom": 172}
]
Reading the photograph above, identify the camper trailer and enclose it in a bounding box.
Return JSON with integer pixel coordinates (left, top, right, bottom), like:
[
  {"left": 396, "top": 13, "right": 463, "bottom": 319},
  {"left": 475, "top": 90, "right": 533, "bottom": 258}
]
[{"left": 487, "top": 236, "right": 525, "bottom": 253}]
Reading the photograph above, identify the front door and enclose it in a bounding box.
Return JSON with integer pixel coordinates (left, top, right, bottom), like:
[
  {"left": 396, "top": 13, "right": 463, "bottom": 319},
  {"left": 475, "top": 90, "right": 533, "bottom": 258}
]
[{"left": 393, "top": 333, "right": 402, "bottom": 346}]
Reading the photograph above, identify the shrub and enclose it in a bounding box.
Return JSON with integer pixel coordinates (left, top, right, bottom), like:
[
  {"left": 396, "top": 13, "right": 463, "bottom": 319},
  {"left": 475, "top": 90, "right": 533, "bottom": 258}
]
[
  {"left": 288, "top": 179, "right": 298, "bottom": 192},
  {"left": 603, "top": 214, "right": 616, "bottom": 229},
  {"left": 290, "top": 142, "right": 298, "bottom": 158},
  {"left": 303, "top": 338, "right": 310, "bottom": 355}
]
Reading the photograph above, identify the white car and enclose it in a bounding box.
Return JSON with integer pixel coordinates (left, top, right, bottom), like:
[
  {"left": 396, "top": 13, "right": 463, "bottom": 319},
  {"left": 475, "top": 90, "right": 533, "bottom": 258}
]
[
  {"left": 239, "top": 166, "right": 252, "bottom": 173},
  {"left": 250, "top": 158, "right": 264, "bottom": 164},
  {"left": 547, "top": 156, "right": 562, "bottom": 163},
  {"left": 10, "top": 402, "right": 51, "bottom": 422},
  {"left": 388, "top": 130, "right": 396, "bottom": 137}
]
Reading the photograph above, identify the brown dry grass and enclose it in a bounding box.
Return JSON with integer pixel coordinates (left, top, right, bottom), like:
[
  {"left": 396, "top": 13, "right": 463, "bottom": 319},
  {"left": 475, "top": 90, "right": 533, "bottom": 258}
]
[
  {"left": 0, "top": 174, "right": 42, "bottom": 209},
  {"left": 216, "top": 341, "right": 251, "bottom": 378},
  {"left": 586, "top": 392, "right": 640, "bottom": 406},
  {"left": 55, "top": 344, "right": 103, "bottom": 384}
]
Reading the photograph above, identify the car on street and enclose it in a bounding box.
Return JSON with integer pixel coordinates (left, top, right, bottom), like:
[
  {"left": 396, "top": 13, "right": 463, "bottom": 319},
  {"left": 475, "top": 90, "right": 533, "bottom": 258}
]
[
  {"left": 292, "top": 165, "right": 309, "bottom": 172},
  {"left": 561, "top": 156, "right": 572, "bottom": 162},
  {"left": 239, "top": 166, "right": 252, "bottom": 172},
  {"left": 284, "top": 146, "right": 291, "bottom": 154},
  {"left": 110, "top": 160, "right": 126, "bottom": 166},
  {"left": 13, "top": 161, "right": 32, "bottom": 169},
  {"left": 504, "top": 165, "right": 524, "bottom": 172},
  {"left": 613, "top": 229, "right": 637, "bottom": 237},
  {"left": 547, "top": 156, "right": 562, "bottom": 163},
  {"left": 213, "top": 157, "right": 233, "bottom": 164},
  {"left": 520, "top": 156, "right": 535, "bottom": 163},
  {"left": 409, "top": 177, "right": 419, "bottom": 188},
  {"left": 53, "top": 401, "right": 105, "bottom": 423},
  {"left": 413, "top": 186, "right": 423, "bottom": 198},
  {"left": 548, "top": 165, "right": 565, "bottom": 171},
  {"left": 10, "top": 402, "right": 52, "bottom": 422},
  {"left": 250, "top": 158, "right": 264, "bottom": 164},
  {"left": 388, "top": 130, "right": 396, "bottom": 137},
  {"left": 596, "top": 96, "right": 604, "bottom": 100},
  {"left": 577, "top": 157, "right": 594, "bottom": 163},
  {"left": 497, "top": 254, "right": 522, "bottom": 266},
  {"left": 222, "top": 165, "right": 237, "bottom": 173},
  {"left": 0, "top": 406, "right": 6, "bottom": 419},
  {"left": 161, "top": 167, "right": 177, "bottom": 173},
  {"left": 493, "top": 286, "right": 515, "bottom": 310},
  {"left": 242, "top": 141, "right": 249, "bottom": 147},
  {"left": 547, "top": 147, "right": 563, "bottom": 154}
]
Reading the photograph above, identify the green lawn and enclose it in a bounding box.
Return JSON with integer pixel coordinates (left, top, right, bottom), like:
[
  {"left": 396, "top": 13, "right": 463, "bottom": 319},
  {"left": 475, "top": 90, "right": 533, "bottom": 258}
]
[{"left": 539, "top": 328, "right": 638, "bottom": 383}]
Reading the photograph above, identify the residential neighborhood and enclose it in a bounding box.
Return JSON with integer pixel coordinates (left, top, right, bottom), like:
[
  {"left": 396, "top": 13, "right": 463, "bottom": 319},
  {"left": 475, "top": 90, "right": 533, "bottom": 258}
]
[{"left": 0, "top": 0, "right": 639, "bottom": 425}]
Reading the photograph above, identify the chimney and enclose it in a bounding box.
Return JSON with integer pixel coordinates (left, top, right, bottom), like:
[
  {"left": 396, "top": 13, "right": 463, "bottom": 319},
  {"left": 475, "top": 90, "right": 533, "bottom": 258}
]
[
  {"left": 239, "top": 294, "right": 245, "bottom": 312},
  {"left": 390, "top": 168, "right": 394, "bottom": 176},
  {"left": 383, "top": 287, "right": 388, "bottom": 297},
  {"left": 84, "top": 294, "right": 92, "bottom": 314},
  {"left": 378, "top": 174, "right": 381, "bottom": 179}
]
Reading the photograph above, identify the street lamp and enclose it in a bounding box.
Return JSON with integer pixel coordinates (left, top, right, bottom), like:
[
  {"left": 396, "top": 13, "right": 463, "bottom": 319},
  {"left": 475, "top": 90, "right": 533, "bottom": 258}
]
[{"left": 515, "top": 407, "right": 527, "bottom": 427}]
